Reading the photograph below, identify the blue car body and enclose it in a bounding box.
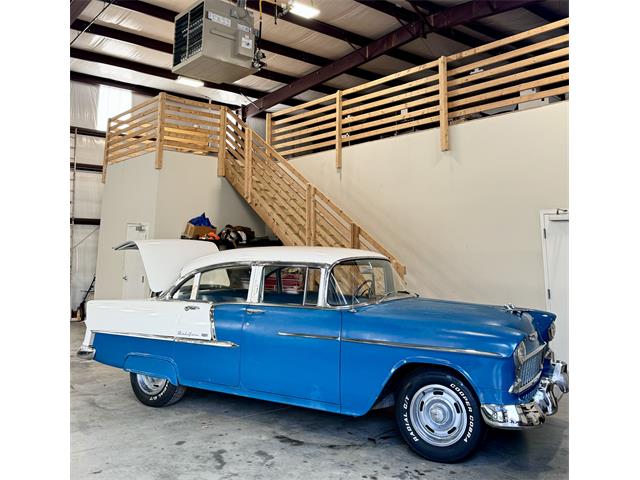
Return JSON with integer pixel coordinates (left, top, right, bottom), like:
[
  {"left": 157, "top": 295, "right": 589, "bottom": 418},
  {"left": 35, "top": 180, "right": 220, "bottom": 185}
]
[{"left": 80, "top": 245, "right": 567, "bottom": 435}]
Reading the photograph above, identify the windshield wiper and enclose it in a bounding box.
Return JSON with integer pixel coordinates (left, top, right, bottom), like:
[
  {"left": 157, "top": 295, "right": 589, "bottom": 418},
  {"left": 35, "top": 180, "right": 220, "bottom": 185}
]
[{"left": 378, "top": 290, "right": 413, "bottom": 302}]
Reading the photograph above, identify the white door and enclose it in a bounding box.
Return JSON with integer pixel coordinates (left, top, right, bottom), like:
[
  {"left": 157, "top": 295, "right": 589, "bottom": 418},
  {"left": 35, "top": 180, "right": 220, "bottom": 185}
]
[
  {"left": 122, "top": 223, "right": 150, "bottom": 299},
  {"left": 541, "top": 210, "right": 569, "bottom": 362}
]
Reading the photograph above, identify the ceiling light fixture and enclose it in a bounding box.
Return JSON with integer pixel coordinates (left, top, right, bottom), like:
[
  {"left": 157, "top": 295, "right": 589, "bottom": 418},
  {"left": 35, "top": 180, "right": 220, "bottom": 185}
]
[
  {"left": 288, "top": 2, "right": 320, "bottom": 19},
  {"left": 176, "top": 76, "right": 204, "bottom": 87}
]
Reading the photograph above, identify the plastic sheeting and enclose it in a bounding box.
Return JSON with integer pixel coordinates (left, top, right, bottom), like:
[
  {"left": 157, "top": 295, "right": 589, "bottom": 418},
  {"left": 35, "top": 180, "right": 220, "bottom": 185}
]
[
  {"left": 70, "top": 171, "right": 103, "bottom": 219},
  {"left": 71, "top": 224, "right": 100, "bottom": 312},
  {"left": 70, "top": 82, "right": 99, "bottom": 129}
]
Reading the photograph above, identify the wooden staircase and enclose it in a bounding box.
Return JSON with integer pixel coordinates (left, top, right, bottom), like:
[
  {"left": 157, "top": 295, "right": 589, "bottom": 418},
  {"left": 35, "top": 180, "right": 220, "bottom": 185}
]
[
  {"left": 102, "top": 93, "right": 405, "bottom": 276},
  {"left": 218, "top": 108, "right": 406, "bottom": 277}
]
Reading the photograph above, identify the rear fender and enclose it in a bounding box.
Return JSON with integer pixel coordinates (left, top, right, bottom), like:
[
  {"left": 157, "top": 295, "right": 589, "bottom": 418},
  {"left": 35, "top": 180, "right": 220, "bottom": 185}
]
[{"left": 123, "top": 353, "right": 179, "bottom": 385}]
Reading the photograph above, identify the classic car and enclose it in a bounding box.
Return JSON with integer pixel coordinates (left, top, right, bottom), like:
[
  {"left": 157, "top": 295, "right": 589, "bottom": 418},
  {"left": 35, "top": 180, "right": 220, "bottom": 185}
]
[{"left": 78, "top": 241, "right": 568, "bottom": 463}]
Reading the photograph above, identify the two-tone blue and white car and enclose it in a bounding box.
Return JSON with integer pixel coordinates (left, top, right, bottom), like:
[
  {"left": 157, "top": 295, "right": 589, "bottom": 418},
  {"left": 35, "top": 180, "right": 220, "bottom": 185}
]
[{"left": 78, "top": 241, "right": 568, "bottom": 463}]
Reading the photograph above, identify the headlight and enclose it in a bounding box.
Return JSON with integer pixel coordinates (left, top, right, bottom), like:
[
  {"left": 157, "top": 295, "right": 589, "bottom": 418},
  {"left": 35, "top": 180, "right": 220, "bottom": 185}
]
[
  {"left": 547, "top": 322, "right": 556, "bottom": 341},
  {"left": 515, "top": 341, "right": 527, "bottom": 365}
]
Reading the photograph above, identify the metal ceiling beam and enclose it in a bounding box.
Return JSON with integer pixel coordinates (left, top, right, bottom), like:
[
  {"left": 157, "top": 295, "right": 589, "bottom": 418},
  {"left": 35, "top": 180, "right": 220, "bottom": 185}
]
[
  {"left": 70, "top": 0, "right": 92, "bottom": 24},
  {"left": 71, "top": 19, "right": 173, "bottom": 53},
  {"left": 355, "top": 0, "right": 485, "bottom": 49},
  {"left": 70, "top": 126, "right": 106, "bottom": 138},
  {"left": 258, "top": 39, "right": 380, "bottom": 83},
  {"left": 70, "top": 162, "right": 104, "bottom": 173},
  {"left": 70, "top": 48, "right": 304, "bottom": 107},
  {"left": 114, "top": 0, "right": 176, "bottom": 22},
  {"left": 245, "top": 19, "right": 429, "bottom": 117},
  {"left": 245, "top": 0, "right": 539, "bottom": 117},
  {"left": 408, "top": 0, "right": 548, "bottom": 45},
  {"left": 525, "top": 3, "right": 569, "bottom": 32},
  {"left": 70, "top": 19, "right": 336, "bottom": 96},
  {"left": 245, "top": 0, "right": 434, "bottom": 65}
]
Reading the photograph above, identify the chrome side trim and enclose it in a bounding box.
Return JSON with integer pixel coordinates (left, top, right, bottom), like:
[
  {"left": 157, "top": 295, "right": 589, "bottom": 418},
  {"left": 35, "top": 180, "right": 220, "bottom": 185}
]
[
  {"left": 341, "top": 337, "right": 504, "bottom": 358},
  {"left": 92, "top": 330, "right": 238, "bottom": 348},
  {"left": 277, "top": 331, "right": 339, "bottom": 341},
  {"left": 174, "top": 338, "right": 238, "bottom": 347}
]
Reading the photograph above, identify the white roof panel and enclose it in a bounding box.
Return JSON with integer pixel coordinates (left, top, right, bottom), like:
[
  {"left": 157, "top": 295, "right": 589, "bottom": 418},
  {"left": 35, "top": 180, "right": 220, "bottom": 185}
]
[{"left": 181, "top": 246, "right": 387, "bottom": 275}]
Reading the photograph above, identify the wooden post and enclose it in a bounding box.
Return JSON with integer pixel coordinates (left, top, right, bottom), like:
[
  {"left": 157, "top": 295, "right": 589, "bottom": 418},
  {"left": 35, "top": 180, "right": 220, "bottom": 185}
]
[
  {"left": 335, "top": 91, "right": 342, "bottom": 169},
  {"left": 217, "top": 106, "right": 227, "bottom": 177},
  {"left": 438, "top": 56, "right": 449, "bottom": 152},
  {"left": 101, "top": 118, "right": 111, "bottom": 183},
  {"left": 244, "top": 128, "right": 253, "bottom": 202},
  {"left": 305, "top": 184, "right": 316, "bottom": 246},
  {"left": 350, "top": 223, "right": 360, "bottom": 249},
  {"left": 155, "top": 93, "right": 166, "bottom": 169},
  {"left": 266, "top": 112, "right": 272, "bottom": 145}
]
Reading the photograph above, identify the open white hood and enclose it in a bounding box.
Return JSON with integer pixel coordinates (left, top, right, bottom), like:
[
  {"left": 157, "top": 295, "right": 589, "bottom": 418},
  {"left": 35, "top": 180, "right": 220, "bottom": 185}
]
[{"left": 114, "top": 239, "right": 219, "bottom": 293}]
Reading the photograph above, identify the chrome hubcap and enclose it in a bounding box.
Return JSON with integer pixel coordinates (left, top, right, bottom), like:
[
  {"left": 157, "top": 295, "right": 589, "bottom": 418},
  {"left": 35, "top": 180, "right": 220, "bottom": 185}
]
[
  {"left": 409, "top": 384, "right": 468, "bottom": 447},
  {"left": 136, "top": 374, "right": 167, "bottom": 396}
]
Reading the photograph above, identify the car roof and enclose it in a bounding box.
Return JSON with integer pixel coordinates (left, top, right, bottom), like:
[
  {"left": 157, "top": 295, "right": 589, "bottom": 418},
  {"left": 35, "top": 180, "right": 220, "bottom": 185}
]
[{"left": 180, "top": 246, "right": 388, "bottom": 276}]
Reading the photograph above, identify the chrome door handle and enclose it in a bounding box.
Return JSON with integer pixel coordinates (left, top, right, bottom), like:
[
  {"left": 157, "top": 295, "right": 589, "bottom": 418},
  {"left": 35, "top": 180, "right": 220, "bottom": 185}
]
[{"left": 245, "top": 308, "right": 265, "bottom": 315}]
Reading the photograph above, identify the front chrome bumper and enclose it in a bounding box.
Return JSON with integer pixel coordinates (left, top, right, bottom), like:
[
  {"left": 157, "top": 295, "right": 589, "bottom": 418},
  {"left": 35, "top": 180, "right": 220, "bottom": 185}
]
[
  {"left": 77, "top": 345, "right": 95, "bottom": 360},
  {"left": 481, "top": 360, "right": 568, "bottom": 429}
]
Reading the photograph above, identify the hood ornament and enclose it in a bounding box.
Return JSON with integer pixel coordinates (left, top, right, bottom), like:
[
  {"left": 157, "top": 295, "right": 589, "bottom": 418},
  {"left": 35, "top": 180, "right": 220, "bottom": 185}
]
[{"left": 502, "top": 303, "right": 532, "bottom": 316}]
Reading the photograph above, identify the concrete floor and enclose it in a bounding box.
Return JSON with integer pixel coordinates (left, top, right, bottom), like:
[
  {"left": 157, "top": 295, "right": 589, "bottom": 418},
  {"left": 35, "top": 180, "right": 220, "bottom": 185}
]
[{"left": 71, "top": 323, "right": 568, "bottom": 480}]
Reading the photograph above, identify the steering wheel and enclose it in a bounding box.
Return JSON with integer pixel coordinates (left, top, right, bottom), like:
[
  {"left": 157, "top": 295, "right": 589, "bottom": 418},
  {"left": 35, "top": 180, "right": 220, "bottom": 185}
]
[{"left": 353, "top": 279, "right": 373, "bottom": 299}]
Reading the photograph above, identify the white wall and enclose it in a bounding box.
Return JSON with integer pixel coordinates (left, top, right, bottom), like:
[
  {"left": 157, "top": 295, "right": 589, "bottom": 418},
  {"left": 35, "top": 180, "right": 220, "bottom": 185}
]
[
  {"left": 94, "top": 154, "right": 159, "bottom": 300},
  {"left": 95, "top": 152, "right": 267, "bottom": 300},
  {"left": 290, "top": 102, "right": 569, "bottom": 310}
]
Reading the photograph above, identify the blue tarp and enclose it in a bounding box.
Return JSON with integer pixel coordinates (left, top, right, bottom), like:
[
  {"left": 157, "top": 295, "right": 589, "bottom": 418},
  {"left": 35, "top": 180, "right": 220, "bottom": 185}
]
[{"left": 188, "top": 213, "right": 214, "bottom": 228}]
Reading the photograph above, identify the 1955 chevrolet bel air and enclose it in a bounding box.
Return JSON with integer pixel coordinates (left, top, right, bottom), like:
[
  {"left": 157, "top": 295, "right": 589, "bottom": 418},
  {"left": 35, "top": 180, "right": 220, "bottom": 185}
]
[{"left": 78, "top": 241, "right": 568, "bottom": 463}]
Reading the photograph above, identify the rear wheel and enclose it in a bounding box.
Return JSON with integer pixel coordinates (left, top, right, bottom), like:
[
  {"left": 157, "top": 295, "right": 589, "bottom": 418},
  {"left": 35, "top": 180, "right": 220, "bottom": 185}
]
[
  {"left": 130, "top": 373, "right": 186, "bottom": 407},
  {"left": 395, "top": 371, "right": 485, "bottom": 463}
]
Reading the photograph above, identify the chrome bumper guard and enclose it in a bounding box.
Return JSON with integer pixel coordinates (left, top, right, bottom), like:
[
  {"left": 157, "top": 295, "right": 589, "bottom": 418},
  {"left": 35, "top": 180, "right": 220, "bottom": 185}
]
[
  {"left": 481, "top": 360, "right": 568, "bottom": 429},
  {"left": 77, "top": 345, "right": 96, "bottom": 360}
]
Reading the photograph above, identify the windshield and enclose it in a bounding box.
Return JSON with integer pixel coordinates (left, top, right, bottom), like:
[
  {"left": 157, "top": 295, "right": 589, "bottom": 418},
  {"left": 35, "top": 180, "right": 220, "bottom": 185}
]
[{"left": 327, "top": 258, "right": 410, "bottom": 306}]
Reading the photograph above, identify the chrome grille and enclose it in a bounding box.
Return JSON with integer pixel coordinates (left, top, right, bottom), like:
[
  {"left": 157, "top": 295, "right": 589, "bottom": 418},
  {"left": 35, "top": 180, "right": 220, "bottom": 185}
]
[{"left": 518, "top": 347, "right": 545, "bottom": 390}]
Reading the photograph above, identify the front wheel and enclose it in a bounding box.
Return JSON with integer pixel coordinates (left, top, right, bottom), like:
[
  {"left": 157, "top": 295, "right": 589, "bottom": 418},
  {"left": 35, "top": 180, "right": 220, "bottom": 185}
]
[
  {"left": 130, "top": 373, "right": 186, "bottom": 407},
  {"left": 395, "top": 371, "right": 485, "bottom": 463}
]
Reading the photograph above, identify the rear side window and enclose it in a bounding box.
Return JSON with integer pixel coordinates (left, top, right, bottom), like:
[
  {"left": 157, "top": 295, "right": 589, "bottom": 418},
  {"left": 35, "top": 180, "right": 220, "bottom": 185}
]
[
  {"left": 172, "top": 275, "right": 195, "bottom": 300},
  {"left": 195, "top": 265, "right": 251, "bottom": 303},
  {"left": 261, "top": 266, "right": 321, "bottom": 306}
]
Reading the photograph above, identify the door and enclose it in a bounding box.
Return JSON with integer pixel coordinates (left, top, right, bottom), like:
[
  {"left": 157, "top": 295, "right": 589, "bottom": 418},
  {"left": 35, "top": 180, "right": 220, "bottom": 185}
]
[
  {"left": 240, "top": 265, "right": 341, "bottom": 405},
  {"left": 121, "top": 223, "right": 149, "bottom": 299},
  {"left": 171, "top": 265, "right": 252, "bottom": 388},
  {"left": 541, "top": 210, "right": 569, "bottom": 361}
]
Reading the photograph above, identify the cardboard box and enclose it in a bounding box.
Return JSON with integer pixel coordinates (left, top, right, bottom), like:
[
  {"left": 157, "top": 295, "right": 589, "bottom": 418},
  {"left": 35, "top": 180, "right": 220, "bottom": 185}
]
[{"left": 184, "top": 223, "right": 216, "bottom": 239}]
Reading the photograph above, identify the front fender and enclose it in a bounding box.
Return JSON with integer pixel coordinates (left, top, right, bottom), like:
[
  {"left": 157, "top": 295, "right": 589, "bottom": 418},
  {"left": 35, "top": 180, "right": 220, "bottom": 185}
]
[
  {"left": 123, "top": 353, "right": 179, "bottom": 385},
  {"left": 340, "top": 343, "right": 513, "bottom": 416}
]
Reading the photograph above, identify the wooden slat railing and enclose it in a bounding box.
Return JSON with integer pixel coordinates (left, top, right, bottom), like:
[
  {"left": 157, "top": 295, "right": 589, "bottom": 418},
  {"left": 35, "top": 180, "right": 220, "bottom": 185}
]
[
  {"left": 102, "top": 93, "right": 223, "bottom": 181},
  {"left": 223, "top": 108, "right": 407, "bottom": 277},
  {"left": 267, "top": 18, "right": 570, "bottom": 166}
]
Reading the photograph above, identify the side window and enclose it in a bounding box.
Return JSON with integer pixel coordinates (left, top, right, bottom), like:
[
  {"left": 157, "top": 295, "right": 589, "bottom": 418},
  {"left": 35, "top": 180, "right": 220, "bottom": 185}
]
[
  {"left": 304, "top": 268, "right": 321, "bottom": 306},
  {"left": 261, "top": 266, "right": 321, "bottom": 306},
  {"left": 172, "top": 275, "right": 195, "bottom": 300},
  {"left": 195, "top": 265, "right": 251, "bottom": 303}
]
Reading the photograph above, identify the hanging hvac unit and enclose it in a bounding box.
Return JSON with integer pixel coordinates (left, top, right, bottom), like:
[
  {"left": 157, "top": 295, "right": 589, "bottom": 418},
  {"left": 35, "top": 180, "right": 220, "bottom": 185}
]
[{"left": 172, "top": 0, "right": 259, "bottom": 84}]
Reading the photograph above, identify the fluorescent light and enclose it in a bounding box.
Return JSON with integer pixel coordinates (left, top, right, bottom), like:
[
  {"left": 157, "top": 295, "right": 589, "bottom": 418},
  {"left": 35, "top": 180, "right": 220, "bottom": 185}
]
[
  {"left": 176, "top": 76, "right": 204, "bottom": 87},
  {"left": 289, "top": 2, "right": 320, "bottom": 19}
]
